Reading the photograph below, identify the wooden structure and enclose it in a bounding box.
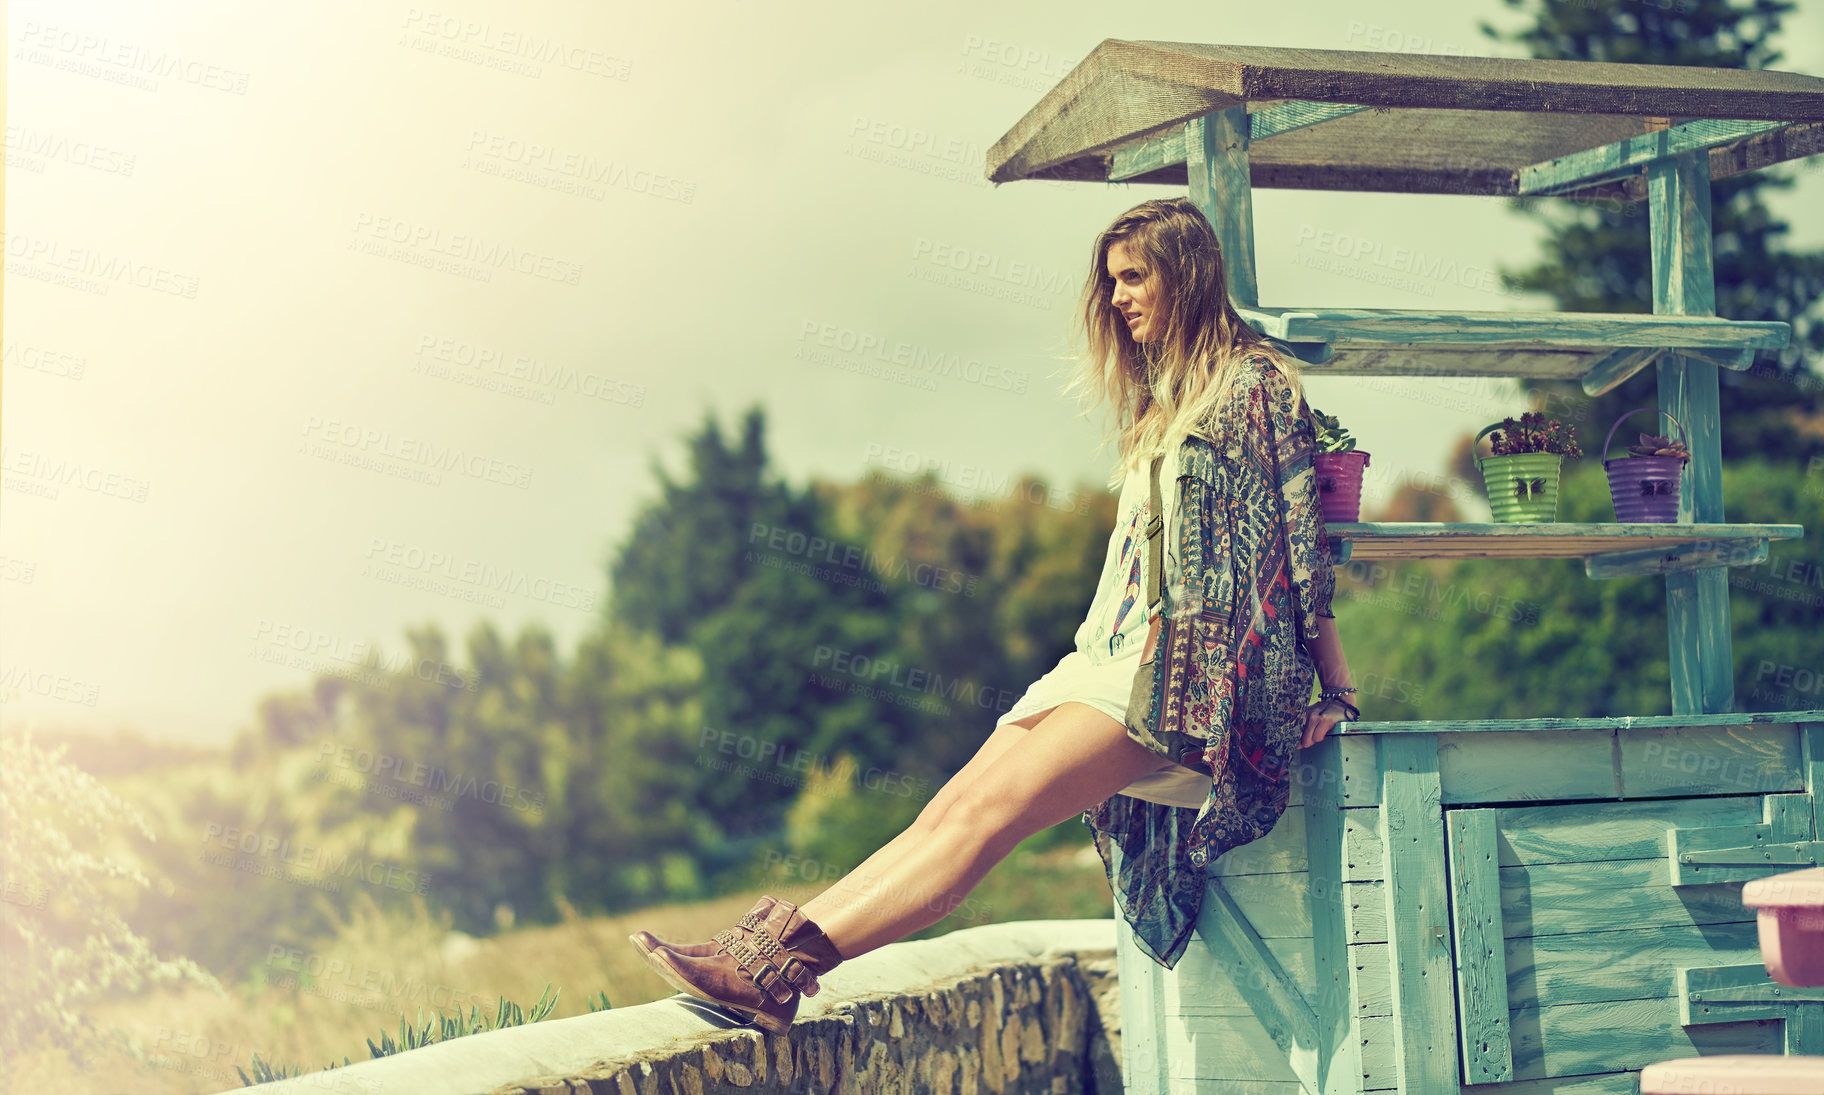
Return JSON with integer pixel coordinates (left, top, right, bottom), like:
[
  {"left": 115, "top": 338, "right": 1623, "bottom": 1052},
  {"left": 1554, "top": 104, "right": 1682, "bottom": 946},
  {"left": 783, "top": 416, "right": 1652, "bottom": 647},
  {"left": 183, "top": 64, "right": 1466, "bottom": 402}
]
[{"left": 987, "top": 42, "right": 1824, "bottom": 1094}]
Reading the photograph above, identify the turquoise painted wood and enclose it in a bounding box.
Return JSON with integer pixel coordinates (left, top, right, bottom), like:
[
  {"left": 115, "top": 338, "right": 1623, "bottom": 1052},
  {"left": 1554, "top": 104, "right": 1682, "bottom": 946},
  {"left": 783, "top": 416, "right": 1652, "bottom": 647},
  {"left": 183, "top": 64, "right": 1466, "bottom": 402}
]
[
  {"left": 1107, "top": 102, "right": 1372, "bottom": 181},
  {"left": 1304, "top": 733, "right": 1365, "bottom": 1095},
  {"left": 1232, "top": 303, "right": 1788, "bottom": 350},
  {"left": 1249, "top": 102, "right": 1373, "bottom": 142},
  {"left": 1584, "top": 537, "right": 1768, "bottom": 579},
  {"left": 1519, "top": 118, "right": 1791, "bottom": 196},
  {"left": 1445, "top": 809, "right": 1512, "bottom": 1083},
  {"left": 1649, "top": 147, "right": 1737, "bottom": 717},
  {"left": 1379, "top": 734, "right": 1460, "bottom": 1095},
  {"left": 1109, "top": 127, "right": 1192, "bottom": 182},
  {"left": 1581, "top": 345, "right": 1668, "bottom": 395},
  {"left": 1113, "top": 718, "right": 1824, "bottom": 1093},
  {"left": 1187, "top": 105, "right": 1258, "bottom": 308},
  {"left": 1089, "top": 84, "right": 1823, "bottom": 1095}
]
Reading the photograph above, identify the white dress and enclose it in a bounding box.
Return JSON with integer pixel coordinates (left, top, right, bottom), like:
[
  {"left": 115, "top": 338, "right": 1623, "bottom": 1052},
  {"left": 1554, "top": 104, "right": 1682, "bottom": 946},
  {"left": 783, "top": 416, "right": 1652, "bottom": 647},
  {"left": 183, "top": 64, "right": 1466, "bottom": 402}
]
[{"left": 995, "top": 445, "right": 1213, "bottom": 808}]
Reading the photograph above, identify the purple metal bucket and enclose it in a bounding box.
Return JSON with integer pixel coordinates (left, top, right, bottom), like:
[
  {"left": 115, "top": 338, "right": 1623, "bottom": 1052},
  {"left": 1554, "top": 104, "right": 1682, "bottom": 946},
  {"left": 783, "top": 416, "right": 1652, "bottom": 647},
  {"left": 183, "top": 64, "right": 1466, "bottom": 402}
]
[{"left": 1602, "top": 406, "right": 1688, "bottom": 523}]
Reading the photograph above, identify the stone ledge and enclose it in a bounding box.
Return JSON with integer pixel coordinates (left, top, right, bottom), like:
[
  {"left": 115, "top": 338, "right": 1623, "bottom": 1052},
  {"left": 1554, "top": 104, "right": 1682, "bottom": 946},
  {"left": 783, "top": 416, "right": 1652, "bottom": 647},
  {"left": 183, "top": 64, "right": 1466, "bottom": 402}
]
[{"left": 214, "top": 918, "right": 1120, "bottom": 1095}]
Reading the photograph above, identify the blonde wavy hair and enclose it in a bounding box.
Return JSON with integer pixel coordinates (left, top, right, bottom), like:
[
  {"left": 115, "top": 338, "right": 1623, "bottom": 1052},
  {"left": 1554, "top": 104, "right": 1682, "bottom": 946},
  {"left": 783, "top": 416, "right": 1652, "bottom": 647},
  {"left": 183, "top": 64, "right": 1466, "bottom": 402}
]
[{"left": 1063, "top": 197, "right": 1303, "bottom": 490}]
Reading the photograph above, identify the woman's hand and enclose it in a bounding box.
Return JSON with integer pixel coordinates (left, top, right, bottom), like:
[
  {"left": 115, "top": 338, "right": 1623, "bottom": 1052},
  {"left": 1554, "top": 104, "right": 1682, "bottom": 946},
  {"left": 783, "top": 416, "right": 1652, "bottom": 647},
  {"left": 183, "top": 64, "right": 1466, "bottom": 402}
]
[{"left": 1300, "top": 698, "right": 1354, "bottom": 749}]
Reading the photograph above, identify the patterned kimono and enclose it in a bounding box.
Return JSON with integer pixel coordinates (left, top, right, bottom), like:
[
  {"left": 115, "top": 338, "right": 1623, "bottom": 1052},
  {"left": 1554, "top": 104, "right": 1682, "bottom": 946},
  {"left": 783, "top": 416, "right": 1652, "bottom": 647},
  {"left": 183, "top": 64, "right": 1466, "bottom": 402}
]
[{"left": 1082, "top": 350, "right": 1339, "bottom": 969}]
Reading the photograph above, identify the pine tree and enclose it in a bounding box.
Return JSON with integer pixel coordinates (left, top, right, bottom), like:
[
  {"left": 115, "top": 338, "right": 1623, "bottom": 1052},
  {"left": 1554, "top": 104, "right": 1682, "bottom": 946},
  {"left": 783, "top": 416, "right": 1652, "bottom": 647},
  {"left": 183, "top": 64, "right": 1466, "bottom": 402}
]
[{"left": 1476, "top": 0, "right": 1824, "bottom": 469}]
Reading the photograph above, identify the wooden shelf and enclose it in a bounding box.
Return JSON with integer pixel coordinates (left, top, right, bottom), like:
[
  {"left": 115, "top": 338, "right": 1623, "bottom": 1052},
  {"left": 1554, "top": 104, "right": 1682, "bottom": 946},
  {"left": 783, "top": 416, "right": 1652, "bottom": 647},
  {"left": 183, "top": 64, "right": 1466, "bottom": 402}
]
[
  {"left": 1242, "top": 305, "right": 1789, "bottom": 388},
  {"left": 1332, "top": 708, "right": 1824, "bottom": 735},
  {"left": 1326, "top": 522, "right": 1802, "bottom": 576}
]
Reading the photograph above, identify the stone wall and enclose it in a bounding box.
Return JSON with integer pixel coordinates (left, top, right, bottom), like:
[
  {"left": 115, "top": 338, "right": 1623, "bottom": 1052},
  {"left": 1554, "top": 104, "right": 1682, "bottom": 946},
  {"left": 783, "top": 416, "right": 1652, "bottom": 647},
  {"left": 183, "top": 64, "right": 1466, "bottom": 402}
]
[{"left": 218, "top": 919, "right": 1124, "bottom": 1095}]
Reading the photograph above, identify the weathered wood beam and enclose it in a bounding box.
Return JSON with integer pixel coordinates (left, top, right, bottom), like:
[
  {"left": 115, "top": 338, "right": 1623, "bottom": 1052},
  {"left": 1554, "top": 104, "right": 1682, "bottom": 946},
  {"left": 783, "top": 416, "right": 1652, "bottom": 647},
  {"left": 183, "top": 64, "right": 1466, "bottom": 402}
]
[
  {"left": 1248, "top": 100, "right": 1373, "bottom": 141},
  {"left": 1650, "top": 148, "right": 1735, "bottom": 716},
  {"left": 1520, "top": 118, "right": 1791, "bottom": 196},
  {"left": 1303, "top": 735, "right": 1366, "bottom": 1095},
  {"left": 1325, "top": 521, "right": 1801, "bottom": 562},
  {"left": 1582, "top": 346, "right": 1669, "bottom": 396},
  {"left": 1108, "top": 127, "right": 1186, "bottom": 181},
  {"left": 1259, "top": 335, "right": 1335, "bottom": 366},
  {"left": 1585, "top": 537, "right": 1769, "bottom": 579},
  {"left": 1379, "top": 734, "right": 1462, "bottom": 1095},
  {"left": 1234, "top": 304, "right": 1788, "bottom": 349},
  {"left": 1187, "top": 106, "right": 1258, "bottom": 306},
  {"left": 1583, "top": 346, "right": 1755, "bottom": 394},
  {"left": 1334, "top": 712, "right": 1822, "bottom": 735},
  {"left": 1446, "top": 810, "right": 1513, "bottom": 1083},
  {"left": 1195, "top": 875, "right": 1321, "bottom": 1092}
]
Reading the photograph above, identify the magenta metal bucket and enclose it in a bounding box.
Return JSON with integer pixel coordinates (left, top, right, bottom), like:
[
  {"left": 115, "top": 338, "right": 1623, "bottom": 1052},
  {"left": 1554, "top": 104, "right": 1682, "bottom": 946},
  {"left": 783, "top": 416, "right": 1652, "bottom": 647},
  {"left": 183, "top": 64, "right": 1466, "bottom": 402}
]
[
  {"left": 1314, "top": 451, "right": 1370, "bottom": 523},
  {"left": 1602, "top": 407, "right": 1688, "bottom": 523}
]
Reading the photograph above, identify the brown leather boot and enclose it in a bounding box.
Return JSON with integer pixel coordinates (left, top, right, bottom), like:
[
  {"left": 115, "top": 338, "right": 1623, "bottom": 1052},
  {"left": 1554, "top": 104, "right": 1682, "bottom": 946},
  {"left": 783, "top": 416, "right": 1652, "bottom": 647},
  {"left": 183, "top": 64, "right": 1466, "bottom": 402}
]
[
  {"left": 628, "top": 928, "right": 717, "bottom": 959},
  {"left": 631, "top": 895, "right": 845, "bottom": 1035},
  {"left": 628, "top": 895, "right": 787, "bottom": 959}
]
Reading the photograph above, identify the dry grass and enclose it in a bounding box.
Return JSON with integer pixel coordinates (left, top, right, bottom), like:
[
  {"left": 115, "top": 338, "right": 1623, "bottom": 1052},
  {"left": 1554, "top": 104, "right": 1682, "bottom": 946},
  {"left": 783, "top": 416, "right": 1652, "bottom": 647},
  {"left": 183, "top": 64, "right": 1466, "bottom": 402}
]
[{"left": 5, "top": 841, "right": 1110, "bottom": 1094}]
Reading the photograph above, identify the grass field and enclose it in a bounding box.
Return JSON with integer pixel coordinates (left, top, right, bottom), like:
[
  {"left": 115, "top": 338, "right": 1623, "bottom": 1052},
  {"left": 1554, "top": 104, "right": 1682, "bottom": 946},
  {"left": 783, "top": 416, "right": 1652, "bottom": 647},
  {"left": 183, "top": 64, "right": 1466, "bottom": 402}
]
[{"left": 6, "top": 833, "right": 1113, "bottom": 1094}]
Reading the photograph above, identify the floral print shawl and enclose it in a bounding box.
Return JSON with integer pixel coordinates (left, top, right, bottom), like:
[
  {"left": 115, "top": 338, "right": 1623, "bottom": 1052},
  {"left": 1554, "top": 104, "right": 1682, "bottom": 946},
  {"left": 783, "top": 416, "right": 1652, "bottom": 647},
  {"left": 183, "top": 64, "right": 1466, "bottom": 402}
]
[{"left": 1082, "top": 350, "right": 1339, "bottom": 969}]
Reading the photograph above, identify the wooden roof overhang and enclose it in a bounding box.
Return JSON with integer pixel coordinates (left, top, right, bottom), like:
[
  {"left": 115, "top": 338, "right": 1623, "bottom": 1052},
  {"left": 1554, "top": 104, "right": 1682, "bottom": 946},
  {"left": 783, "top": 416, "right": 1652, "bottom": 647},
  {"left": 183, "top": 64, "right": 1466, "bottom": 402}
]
[
  {"left": 986, "top": 41, "right": 1821, "bottom": 394},
  {"left": 985, "top": 41, "right": 1824, "bottom": 202}
]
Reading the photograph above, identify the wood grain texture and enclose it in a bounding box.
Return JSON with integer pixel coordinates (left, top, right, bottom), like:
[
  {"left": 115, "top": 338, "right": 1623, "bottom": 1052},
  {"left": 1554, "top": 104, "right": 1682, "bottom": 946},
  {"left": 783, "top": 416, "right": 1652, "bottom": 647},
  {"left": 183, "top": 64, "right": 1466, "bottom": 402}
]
[
  {"left": 1447, "top": 809, "right": 1514, "bottom": 1083},
  {"left": 1649, "top": 149, "right": 1739, "bottom": 719},
  {"left": 1325, "top": 522, "right": 1801, "bottom": 563},
  {"left": 1303, "top": 734, "right": 1366, "bottom": 1095},
  {"left": 1234, "top": 304, "right": 1787, "bottom": 347},
  {"left": 1583, "top": 537, "right": 1769, "bottom": 579},
  {"left": 1504, "top": 1000, "right": 1782, "bottom": 1079},
  {"left": 1187, "top": 106, "right": 1257, "bottom": 307},
  {"left": 1378, "top": 734, "right": 1461, "bottom": 1095},
  {"left": 1677, "top": 961, "right": 1824, "bottom": 1025},
  {"left": 1193, "top": 877, "right": 1320, "bottom": 1091},
  {"left": 1520, "top": 118, "right": 1791, "bottom": 195},
  {"left": 1497, "top": 858, "right": 1750, "bottom": 938}
]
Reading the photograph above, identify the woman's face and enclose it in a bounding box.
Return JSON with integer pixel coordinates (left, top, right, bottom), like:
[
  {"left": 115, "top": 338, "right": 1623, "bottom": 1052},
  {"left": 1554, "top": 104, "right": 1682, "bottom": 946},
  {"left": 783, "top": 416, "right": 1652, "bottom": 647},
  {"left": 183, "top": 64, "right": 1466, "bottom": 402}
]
[{"left": 1107, "top": 239, "right": 1165, "bottom": 343}]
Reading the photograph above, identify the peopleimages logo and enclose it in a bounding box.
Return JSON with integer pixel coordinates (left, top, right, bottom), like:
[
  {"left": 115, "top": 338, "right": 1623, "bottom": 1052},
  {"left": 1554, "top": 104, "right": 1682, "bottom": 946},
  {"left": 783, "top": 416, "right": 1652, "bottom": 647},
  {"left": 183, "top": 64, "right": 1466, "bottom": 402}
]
[{"left": 315, "top": 741, "right": 546, "bottom": 814}]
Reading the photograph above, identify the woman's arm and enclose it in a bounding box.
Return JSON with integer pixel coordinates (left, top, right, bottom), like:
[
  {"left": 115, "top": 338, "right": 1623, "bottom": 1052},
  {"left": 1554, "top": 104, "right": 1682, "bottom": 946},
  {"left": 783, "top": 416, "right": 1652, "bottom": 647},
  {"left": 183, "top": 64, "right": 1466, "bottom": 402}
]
[{"left": 1306, "top": 615, "right": 1352, "bottom": 692}]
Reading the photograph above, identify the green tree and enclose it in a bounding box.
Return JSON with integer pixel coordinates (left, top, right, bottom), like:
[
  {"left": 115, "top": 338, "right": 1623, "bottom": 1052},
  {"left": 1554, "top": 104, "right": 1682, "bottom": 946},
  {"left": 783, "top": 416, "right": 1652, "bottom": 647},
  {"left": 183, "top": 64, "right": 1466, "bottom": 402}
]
[
  {"left": 1341, "top": 458, "right": 1824, "bottom": 719},
  {"left": 1478, "top": 0, "right": 1824, "bottom": 463},
  {"left": 607, "top": 405, "right": 914, "bottom": 847}
]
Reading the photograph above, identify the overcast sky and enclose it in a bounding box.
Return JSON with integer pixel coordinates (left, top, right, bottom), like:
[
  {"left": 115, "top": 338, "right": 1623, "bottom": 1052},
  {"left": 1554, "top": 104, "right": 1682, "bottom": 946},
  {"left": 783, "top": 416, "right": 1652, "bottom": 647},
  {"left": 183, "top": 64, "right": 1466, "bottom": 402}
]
[{"left": 5, "top": 0, "right": 1821, "bottom": 747}]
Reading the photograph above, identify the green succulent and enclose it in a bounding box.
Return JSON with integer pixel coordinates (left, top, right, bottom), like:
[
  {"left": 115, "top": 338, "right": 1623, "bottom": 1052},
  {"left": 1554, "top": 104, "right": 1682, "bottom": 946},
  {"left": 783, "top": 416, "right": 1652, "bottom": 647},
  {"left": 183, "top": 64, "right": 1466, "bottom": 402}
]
[
  {"left": 1310, "top": 407, "right": 1357, "bottom": 453},
  {"left": 1626, "top": 431, "right": 1690, "bottom": 462},
  {"left": 1490, "top": 412, "right": 1582, "bottom": 458}
]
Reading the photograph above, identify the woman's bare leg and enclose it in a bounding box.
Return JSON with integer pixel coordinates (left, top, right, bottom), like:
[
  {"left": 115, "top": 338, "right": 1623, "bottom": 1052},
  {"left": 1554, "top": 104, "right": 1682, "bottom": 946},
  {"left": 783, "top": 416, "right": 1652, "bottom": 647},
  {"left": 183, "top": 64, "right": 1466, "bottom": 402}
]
[
  {"left": 799, "top": 712, "right": 1041, "bottom": 927},
  {"left": 802, "top": 701, "right": 1171, "bottom": 960}
]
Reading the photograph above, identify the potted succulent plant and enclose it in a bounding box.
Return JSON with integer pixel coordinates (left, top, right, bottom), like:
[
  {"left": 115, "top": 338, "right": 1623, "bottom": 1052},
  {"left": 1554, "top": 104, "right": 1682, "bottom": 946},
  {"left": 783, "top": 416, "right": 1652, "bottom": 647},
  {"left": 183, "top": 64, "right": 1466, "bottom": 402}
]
[
  {"left": 1473, "top": 411, "right": 1582, "bottom": 523},
  {"left": 1601, "top": 407, "right": 1690, "bottom": 522},
  {"left": 1310, "top": 407, "right": 1370, "bottom": 523}
]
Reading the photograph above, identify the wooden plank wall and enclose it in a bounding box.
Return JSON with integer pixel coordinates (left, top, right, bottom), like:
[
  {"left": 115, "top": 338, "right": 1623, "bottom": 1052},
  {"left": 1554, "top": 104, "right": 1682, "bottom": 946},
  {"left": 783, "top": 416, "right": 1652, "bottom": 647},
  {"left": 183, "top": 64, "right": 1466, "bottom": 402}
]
[{"left": 1115, "top": 723, "right": 1816, "bottom": 1093}]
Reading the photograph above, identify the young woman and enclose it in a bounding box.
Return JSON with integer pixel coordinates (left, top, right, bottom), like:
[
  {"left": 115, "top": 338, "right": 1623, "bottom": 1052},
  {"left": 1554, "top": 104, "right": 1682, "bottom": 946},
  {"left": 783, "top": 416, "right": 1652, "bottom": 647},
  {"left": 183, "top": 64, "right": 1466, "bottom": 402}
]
[{"left": 630, "top": 196, "right": 1357, "bottom": 1034}]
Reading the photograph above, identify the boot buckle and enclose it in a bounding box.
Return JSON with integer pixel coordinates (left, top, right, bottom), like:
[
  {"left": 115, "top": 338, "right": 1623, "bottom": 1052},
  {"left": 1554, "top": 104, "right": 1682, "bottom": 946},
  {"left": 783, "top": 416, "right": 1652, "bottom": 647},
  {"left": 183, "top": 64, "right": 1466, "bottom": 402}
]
[{"left": 776, "top": 955, "right": 816, "bottom": 993}]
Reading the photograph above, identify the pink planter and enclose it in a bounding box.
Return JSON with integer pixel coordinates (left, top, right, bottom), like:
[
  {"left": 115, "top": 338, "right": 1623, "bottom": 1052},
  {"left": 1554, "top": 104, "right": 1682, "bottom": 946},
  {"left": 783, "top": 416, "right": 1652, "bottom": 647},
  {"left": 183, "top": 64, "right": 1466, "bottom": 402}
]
[
  {"left": 1313, "top": 451, "right": 1370, "bottom": 523},
  {"left": 1639, "top": 866, "right": 1824, "bottom": 1093}
]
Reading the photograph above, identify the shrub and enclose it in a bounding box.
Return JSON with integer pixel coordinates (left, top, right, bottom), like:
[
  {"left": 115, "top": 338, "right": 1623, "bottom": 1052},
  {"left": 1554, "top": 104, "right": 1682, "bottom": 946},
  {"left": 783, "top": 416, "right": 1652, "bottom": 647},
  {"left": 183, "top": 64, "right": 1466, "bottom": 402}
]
[{"left": 0, "top": 731, "right": 223, "bottom": 1062}]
